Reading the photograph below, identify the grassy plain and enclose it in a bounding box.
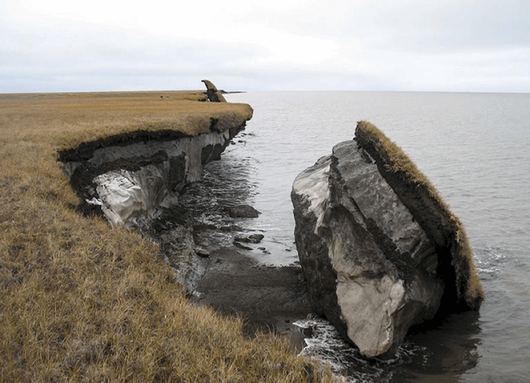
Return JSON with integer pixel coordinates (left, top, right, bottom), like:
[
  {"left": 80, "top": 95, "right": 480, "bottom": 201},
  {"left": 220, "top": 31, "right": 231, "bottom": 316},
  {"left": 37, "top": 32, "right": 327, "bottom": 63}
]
[{"left": 0, "top": 91, "right": 333, "bottom": 382}]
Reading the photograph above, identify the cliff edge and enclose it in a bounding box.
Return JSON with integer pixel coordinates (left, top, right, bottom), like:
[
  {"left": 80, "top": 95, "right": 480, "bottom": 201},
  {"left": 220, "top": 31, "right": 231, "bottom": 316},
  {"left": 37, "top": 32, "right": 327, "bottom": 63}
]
[{"left": 59, "top": 86, "right": 252, "bottom": 290}]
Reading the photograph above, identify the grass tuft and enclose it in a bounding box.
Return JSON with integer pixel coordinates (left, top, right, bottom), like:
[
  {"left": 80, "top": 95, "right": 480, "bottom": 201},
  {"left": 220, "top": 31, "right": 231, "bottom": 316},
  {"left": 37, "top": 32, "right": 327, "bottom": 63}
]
[{"left": 0, "top": 91, "right": 335, "bottom": 382}]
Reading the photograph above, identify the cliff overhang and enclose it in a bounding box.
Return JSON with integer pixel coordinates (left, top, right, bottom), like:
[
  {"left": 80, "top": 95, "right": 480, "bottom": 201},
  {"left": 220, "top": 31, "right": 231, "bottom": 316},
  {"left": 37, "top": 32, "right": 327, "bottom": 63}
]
[
  {"left": 59, "top": 100, "right": 252, "bottom": 290},
  {"left": 61, "top": 126, "right": 244, "bottom": 222}
]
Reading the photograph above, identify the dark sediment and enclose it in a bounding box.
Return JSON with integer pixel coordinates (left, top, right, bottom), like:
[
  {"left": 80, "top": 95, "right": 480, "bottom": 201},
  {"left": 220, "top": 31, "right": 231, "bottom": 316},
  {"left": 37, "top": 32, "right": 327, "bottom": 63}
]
[
  {"left": 144, "top": 200, "right": 312, "bottom": 344},
  {"left": 191, "top": 245, "right": 311, "bottom": 346}
]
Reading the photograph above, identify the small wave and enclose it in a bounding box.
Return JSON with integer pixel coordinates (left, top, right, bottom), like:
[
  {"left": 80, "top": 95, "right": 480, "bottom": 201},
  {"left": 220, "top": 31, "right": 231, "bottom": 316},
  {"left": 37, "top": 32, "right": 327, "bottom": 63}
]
[
  {"left": 294, "top": 317, "right": 429, "bottom": 383},
  {"left": 473, "top": 246, "right": 508, "bottom": 278}
]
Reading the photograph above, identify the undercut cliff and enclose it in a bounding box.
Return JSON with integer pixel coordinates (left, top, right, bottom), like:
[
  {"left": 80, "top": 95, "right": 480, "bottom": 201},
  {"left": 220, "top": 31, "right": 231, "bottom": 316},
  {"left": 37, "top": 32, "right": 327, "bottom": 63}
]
[{"left": 59, "top": 104, "right": 252, "bottom": 290}]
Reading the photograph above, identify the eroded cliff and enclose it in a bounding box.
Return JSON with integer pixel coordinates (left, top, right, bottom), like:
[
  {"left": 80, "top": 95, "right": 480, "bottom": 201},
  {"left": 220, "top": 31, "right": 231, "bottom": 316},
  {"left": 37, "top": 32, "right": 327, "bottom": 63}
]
[{"left": 59, "top": 104, "right": 252, "bottom": 290}]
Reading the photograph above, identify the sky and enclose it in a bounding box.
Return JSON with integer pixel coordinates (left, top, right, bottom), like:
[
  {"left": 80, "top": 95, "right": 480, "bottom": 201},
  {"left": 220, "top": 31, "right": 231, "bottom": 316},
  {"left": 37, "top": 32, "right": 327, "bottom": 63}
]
[{"left": 1, "top": 0, "right": 529, "bottom": 93}]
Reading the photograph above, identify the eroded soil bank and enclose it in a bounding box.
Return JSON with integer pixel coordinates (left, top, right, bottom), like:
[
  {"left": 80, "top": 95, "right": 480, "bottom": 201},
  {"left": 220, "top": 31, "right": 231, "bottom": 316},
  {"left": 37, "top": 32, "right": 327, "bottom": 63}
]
[{"left": 61, "top": 123, "right": 313, "bottom": 348}]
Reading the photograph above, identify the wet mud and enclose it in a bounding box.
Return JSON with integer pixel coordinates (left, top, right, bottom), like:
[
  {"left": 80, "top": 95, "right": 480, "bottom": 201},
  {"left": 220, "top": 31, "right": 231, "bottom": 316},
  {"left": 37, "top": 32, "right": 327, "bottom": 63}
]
[{"left": 191, "top": 245, "right": 311, "bottom": 348}]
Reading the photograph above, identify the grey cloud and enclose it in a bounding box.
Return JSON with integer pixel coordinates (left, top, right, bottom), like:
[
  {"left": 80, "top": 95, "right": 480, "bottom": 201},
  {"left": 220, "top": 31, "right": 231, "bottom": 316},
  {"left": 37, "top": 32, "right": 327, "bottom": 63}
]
[
  {"left": 0, "top": 19, "right": 267, "bottom": 92},
  {"left": 1, "top": 0, "right": 529, "bottom": 92}
]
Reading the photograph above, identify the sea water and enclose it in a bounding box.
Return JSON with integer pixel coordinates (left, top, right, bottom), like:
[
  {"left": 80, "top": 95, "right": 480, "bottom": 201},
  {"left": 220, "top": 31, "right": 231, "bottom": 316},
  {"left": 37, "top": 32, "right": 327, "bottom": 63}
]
[{"left": 201, "top": 91, "right": 530, "bottom": 382}]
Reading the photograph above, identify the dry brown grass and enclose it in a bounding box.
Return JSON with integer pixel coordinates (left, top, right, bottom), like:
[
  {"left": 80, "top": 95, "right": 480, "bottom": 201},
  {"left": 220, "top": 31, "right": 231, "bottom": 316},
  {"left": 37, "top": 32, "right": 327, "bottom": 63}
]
[
  {"left": 0, "top": 91, "right": 253, "bottom": 151},
  {"left": 0, "top": 91, "right": 335, "bottom": 382},
  {"left": 355, "top": 120, "right": 484, "bottom": 310}
]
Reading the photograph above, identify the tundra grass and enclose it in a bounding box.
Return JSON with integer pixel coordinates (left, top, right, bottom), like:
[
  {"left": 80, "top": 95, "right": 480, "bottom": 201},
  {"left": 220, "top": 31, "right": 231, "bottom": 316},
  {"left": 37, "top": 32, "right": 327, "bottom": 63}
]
[{"left": 0, "top": 92, "right": 335, "bottom": 382}]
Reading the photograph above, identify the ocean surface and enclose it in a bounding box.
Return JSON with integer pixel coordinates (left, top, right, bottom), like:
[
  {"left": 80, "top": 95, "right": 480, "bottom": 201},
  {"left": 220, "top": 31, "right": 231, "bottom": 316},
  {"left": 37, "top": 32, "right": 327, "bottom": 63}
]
[{"left": 197, "top": 91, "right": 530, "bottom": 382}]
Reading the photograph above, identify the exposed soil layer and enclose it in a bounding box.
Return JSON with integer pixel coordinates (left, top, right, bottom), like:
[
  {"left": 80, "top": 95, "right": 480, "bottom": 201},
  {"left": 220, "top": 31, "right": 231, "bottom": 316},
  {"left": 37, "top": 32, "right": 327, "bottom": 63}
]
[{"left": 59, "top": 129, "right": 192, "bottom": 163}]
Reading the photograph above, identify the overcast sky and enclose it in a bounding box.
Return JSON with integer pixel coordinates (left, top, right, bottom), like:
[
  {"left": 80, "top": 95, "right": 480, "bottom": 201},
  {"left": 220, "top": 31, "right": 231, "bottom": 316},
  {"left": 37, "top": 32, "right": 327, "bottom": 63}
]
[{"left": 1, "top": 0, "right": 529, "bottom": 93}]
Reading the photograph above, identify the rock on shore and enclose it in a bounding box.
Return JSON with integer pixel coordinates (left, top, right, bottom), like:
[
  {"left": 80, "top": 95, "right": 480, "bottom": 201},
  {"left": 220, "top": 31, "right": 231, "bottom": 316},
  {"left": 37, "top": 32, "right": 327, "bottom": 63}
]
[{"left": 291, "top": 121, "right": 484, "bottom": 358}]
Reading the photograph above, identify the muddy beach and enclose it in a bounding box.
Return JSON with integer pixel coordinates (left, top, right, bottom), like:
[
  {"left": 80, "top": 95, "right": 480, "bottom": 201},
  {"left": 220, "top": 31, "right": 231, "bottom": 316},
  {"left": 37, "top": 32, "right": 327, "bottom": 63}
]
[{"left": 190, "top": 241, "right": 312, "bottom": 349}]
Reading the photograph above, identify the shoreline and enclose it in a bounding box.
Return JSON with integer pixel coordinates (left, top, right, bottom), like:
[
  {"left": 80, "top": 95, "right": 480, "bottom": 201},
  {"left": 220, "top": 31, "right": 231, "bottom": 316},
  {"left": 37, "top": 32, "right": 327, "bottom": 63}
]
[
  {"left": 0, "top": 90, "right": 334, "bottom": 382},
  {"left": 191, "top": 244, "right": 312, "bottom": 350}
]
